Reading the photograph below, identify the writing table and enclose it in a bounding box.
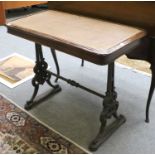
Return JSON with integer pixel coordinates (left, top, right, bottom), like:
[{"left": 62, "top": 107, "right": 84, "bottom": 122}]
[{"left": 7, "top": 9, "right": 146, "bottom": 151}]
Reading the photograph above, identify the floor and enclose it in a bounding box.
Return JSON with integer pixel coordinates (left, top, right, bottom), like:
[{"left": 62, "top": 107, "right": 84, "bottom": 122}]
[{"left": 0, "top": 8, "right": 155, "bottom": 154}]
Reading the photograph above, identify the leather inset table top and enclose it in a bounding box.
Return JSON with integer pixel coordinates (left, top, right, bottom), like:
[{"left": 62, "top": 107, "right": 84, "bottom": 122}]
[{"left": 7, "top": 10, "right": 146, "bottom": 65}]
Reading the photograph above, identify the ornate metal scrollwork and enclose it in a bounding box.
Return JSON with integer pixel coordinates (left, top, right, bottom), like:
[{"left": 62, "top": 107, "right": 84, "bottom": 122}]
[
  {"left": 101, "top": 91, "right": 118, "bottom": 119},
  {"left": 89, "top": 63, "right": 125, "bottom": 151},
  {"left": 33, "top": 58, "right": 49, "bottom": 85},
  {"left": 25, "top": 44, "right": 61, "bottom": 110},
  {"left": 25, "top": 44, "right": 125, "bottom": 151},
  {"left": 99, "top": 91, "right": 119, "bottom": 132}
]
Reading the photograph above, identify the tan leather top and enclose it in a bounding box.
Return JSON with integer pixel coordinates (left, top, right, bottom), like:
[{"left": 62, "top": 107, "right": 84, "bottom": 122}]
[{"left": 8, "top": 10, "right": 145, "bottom": 55}]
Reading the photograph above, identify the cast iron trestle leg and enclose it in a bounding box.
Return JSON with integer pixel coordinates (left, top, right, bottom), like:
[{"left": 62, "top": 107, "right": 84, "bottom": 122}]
[
  {"left": 51, "top": 48, "right": 60, "bottom": 82},
  {"left": 89, "top": 62, "right": 126, "bottom": 151},
  {"left": 25, "top": 43, "right": 61, "bottom": 110}
]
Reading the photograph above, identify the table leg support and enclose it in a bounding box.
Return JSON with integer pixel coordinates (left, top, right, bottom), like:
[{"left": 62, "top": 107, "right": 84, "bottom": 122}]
[
  {"left": 89, "top": 62, "right": 126, "bottom": 151},
  {"left": 25, "top": 43, "right": 61, "bottom": 110}
]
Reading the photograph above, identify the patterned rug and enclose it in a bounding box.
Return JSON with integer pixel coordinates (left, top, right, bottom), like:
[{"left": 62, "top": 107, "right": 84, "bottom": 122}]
[{"left": 0, "top": 95, "right": 88, "bottom": 154}]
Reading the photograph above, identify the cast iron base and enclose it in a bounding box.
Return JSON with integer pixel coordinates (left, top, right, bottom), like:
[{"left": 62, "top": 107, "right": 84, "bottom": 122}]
[
  {"left": 25, "top": 85, "right": 61, "bottom": 110},
  {"left": 89, "top": 115, "right": 126, "bottom": 151}
]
